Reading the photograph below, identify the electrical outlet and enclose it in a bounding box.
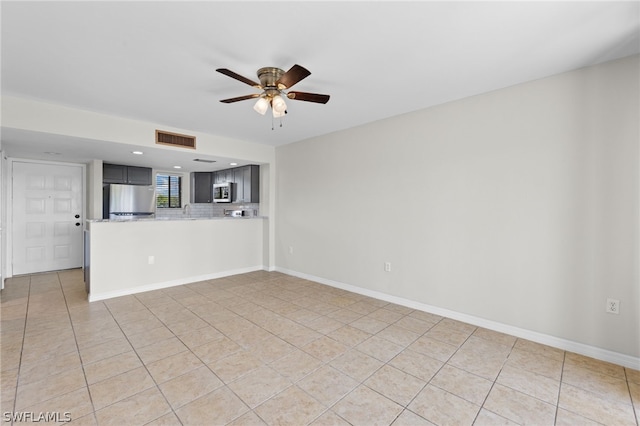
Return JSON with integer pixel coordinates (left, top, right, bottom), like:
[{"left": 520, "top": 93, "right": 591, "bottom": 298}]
[
  {"left": 384, "top": 262, "right": 391, "bottom": 272},
  {"left": 606, "top": 298, "right": 620, "bottom": 314},
  {"left": 148, "top": 255, "right": 155, "bottom": 265},
  {"left": 289, "top": 246, "right": 294, "bottom": 255}
]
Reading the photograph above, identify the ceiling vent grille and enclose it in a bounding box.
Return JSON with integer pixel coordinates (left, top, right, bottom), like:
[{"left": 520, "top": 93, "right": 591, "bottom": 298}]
[{"left": 155, "top": 130, "right": 196, "bottom": 149}]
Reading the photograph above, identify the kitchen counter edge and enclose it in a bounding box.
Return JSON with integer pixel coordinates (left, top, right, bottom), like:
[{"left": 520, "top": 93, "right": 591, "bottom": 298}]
[{"left": 87, "top": 216, "right": 267, "bottom": 223}]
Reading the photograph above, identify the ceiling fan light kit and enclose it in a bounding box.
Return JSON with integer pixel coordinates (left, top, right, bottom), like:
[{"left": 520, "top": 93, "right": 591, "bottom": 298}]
[
  {"left": 271, "top": 95, "right": 287, "bottom": 114},
  {"left": 217, "top": 64, "right": 330, "bottom": 126},
  {"left": 253, "top": 97, "right": 269, "bottom": 115},
  {"left": 272, "top": 108, "right": 286, "bottom": 119}
]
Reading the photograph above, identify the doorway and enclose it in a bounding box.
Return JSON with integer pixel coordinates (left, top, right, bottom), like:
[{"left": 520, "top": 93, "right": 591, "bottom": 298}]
[{"left": 11, "top": 160, "right": 84, "bottom": 275}]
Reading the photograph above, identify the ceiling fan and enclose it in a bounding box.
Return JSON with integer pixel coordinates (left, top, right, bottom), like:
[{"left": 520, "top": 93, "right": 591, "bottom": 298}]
[{"left": 216, "top": 64, "right": 330, "bottom": 118}]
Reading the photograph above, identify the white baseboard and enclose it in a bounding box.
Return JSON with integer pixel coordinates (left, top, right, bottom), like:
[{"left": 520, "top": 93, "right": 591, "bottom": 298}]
[
  {"left": 88, "top": 265, "right": 265, "bottom": 302},
  {"left": 276, "top": 267, "right": 640, "bottom": 370}
]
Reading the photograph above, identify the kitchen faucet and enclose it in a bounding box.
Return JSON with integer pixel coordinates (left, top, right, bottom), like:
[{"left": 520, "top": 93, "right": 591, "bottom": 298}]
[{"left": 183, "top": 203, "right": 191, "bottom": 217}]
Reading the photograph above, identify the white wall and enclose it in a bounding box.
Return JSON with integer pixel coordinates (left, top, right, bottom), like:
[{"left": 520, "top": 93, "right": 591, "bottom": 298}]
[
  {"left": 87, "top": 159, "right": 103, "bottom": 220},
  {"left": 0, "top": 149, "right": 5, "bottom": 287},
  {"left": 275, "top": 55, "right": 639, "bottom": 360},
  {"left": 88, "top": 218, "right": 265, "bottom": 301}
]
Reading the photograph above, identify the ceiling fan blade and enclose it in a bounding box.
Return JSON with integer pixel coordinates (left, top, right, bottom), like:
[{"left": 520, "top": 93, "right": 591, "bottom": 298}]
[
  {"left": 276, "top": 64, "right": 311, "bottom": 89},
  {"left": 286, "top": 91, "right": 330, "bottom": 104},
  {"left": 216, "top": 68, "right": 261, "bottom": 88},
  {"left": 220, "top": 94, "right": 260, "bottom": 103}
]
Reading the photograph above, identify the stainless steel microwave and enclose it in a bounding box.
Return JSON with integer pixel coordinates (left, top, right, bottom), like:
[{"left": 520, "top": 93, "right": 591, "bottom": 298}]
[{"left": 213, "top": 182, "right": 233, "bottom": 203}]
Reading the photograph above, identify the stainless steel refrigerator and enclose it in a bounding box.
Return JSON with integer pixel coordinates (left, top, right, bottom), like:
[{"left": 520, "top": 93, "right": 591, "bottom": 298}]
[{"left": 107, "top": 184, "right": 156, "bottom": 220}]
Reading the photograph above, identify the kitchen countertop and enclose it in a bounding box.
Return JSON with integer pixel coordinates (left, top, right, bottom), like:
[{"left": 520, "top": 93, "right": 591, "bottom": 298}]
[{"left": 87, "top": 216, "right": 267, "bottom": 223}]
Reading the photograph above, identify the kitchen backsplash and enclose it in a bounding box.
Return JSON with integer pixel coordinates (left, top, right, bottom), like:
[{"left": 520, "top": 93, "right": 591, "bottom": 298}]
[{"left": 156, "top": 203, "right": 260, "bottom": 219}]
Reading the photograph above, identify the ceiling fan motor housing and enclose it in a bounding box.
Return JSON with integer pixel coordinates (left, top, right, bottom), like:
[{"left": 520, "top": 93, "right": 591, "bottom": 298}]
[{"left": 257, "top": 67, "right": 285, "bottom": 92}]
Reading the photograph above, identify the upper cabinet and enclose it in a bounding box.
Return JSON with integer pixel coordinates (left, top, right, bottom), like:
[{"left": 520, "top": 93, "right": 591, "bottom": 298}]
[
  {"left": 192, "top": 165, "right": 259, "bottom": 204},
  {"left": 214, "top": 169, "right": 233, "bottom": 184},
  {"left": 190, "top": 172, "right": 213, "bottom": 203},
  {"left": 233, "top": 165, "right": 260, "bottom": 203},
  {"left": 103, "top": 163, "right": 127, "bottom": 183},
  {"left": 126, "top": 166, "right": 153, "bottom": 185},
  {"left": 103, "top": 163, "right": 152, "bottom": 185}
]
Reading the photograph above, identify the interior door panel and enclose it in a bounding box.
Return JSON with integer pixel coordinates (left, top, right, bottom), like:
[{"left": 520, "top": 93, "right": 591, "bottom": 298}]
[{"left": 12, "top": 161, "right": 83, "bottom": 275}]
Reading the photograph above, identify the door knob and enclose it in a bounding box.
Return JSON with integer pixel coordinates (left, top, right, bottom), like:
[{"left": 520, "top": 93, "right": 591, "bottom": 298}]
[
  {"left": 75, "top": 223, "right": 81, "bottom": 226},
  {"left": 75, "top": 214, "right": 80, "bottom": 218}
]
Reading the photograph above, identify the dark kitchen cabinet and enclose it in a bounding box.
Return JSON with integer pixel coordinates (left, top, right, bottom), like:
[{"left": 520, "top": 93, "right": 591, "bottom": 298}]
[
  {"left": 103, "top": 164, "right": 127, "bottom": 183},
  {"left": 233, "top": 165, "right": 260, "bottom": 203},
  {"left": 232, "top": 168, "right": 242, "bottom": 203},
  {"left": 103, "top": 163, "right": 152, "bottom": 185},
  {"left": 190, "top": 172, "right": 213, "bottom": 203},
  {"left": 126, "top": 166, "right": 153, "bottom": 185},
  {"left": 206, "top": 165, "right": 259, "bottom": 204},
  {"left": 214, "top": 169, "right": 233, "bottom": 184}
]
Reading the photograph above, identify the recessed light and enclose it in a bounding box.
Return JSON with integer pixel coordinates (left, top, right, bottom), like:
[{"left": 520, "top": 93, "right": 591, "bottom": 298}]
[
  {"left": 229, "top": 162, "right": 238, "bottom": 166},
  {"left": 173, "top": 166, "right": 182, "bottom": 169},
  {"left": 132, "top": 151, "right": 143, "bottom": 155},
  {"left": 45, "top": 152, "right": 61, "bottom": 155}
]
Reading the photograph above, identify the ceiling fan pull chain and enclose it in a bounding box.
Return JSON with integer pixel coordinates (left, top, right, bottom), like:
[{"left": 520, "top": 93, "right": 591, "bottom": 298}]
[{"left": 270, "top": 116, "right": 284, "bottom": 130}]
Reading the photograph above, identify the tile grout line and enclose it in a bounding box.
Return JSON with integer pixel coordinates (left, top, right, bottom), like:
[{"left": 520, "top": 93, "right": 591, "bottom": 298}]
[
  {"left": 105, "top": 293, "right": 186, "bottom": 424},
  {"left": 317, "top": 314, "right": 457, "bottom": 424},
  {"left": 626, "top": 367, "right": 640, "bottom": 426},
  {"left": 58, "top": 272, "right": 98, "bottom": 424},
  {"left": 418, "top": 321, "right": 478, "bottom": 423},
  {"left": 201, "top": 288, "right": 321, "bottom": 425},
  {"left": 553, "top": 351, "right": 567, "bottom": 426},
  {"left": 245, "top": 289, "right": 495, "bottom": 424},
  {"left": 284, "top": 297, "right": 424, "bottom": 423},
  {"left": 470, "top": 333, "right": 519, "bottom": 425},
  {"left": 7, "top": 275, "right": 30, "bottom": 426},
  {"left": 383, "top": 316, "right": 448, "bottom": 424},
  {"left": 135, "top": 281, "right": 312, "bottom": 424},
  {"left": 304, "top": 322, "right": 416, "bottom": 424},
  {"left": 174, "top": 280, "right": 416, "bottom": 424},
  {"left": 255, "top": 305, "right": 417, "bottom": 425},
  {"left": 138, "top": 286, "right": 255, "bottom": 424},
  {"left": 9, "top": 273, "right": 90, "bottom": 422},
  {"left": 160, "top": 289, "right": 260, "bottom": 425}
]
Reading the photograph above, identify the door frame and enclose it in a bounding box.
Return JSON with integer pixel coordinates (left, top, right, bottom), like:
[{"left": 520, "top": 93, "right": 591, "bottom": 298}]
[{"left": 6, "top": 157, "right": 87, "bottom": 279}]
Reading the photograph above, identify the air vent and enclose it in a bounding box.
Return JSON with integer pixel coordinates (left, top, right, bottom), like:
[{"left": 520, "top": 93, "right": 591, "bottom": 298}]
[
  {"left": 155, "top": 130, "right": 196, "bottom": 149},
  {"left": 193, "top": 159, "right": 216, "bottom": 163}
]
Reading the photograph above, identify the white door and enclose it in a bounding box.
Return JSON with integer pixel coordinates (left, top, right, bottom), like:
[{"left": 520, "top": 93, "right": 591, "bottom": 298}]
[{"left": 12, "top": 161, "right": 84, "bottom": 275}]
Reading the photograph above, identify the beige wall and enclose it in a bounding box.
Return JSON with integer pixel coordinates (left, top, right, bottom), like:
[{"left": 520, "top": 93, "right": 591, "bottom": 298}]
[{"left": 275, "top": 55, "right": 639, "bottom": 360}]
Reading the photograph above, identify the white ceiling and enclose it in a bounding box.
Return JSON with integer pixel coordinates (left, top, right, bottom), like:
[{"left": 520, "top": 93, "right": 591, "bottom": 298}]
[{"left": 1, "top": 1, "right": 639, "bottom": 171}]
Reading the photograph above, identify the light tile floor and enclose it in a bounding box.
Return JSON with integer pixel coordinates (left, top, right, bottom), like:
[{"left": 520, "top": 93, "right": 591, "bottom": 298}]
[{"left": 1, "top": 269, "right": 638, "bottom": 425}]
